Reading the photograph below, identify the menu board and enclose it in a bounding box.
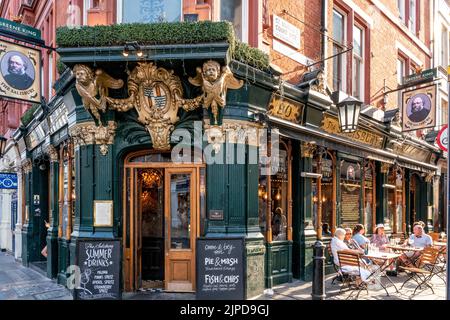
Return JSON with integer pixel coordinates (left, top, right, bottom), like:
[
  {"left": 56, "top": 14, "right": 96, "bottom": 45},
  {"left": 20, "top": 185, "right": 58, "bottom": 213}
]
[
  {"left": 341, "top": 188, "right": 361, "bottom": 227},
  {"left": 75, "top": 239, "right": 121, "bottom": 300},
  {"left": 196, "top": 238, "right": 245, "bottom": 300}
]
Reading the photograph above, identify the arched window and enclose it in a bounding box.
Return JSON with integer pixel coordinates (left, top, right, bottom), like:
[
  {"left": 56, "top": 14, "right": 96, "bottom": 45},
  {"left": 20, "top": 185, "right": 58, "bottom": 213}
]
[
  {"left": 387, "top": 166, "right": 405, "bottom": 233},
  {"left": 312, "top": 148, "right": 336, "bottom": 238},
  {"left": 258, "top": 138, "right": 292, "bottom": 242}
]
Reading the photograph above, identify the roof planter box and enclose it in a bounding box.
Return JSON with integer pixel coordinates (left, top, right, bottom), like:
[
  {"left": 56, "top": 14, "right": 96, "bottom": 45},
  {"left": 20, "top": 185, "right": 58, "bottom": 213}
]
[{"left": 56, "top": 22, "right": 270, "bottom": 72}]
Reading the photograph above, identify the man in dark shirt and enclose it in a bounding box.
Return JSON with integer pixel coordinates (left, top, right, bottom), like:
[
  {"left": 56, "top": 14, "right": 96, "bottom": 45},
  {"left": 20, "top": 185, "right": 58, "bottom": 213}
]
[
  {"left": 3, "top": 55, "right": 34, "bottom": 90},
  {"left": 408, "top": 96, "right": 430, "bottom": 122}
]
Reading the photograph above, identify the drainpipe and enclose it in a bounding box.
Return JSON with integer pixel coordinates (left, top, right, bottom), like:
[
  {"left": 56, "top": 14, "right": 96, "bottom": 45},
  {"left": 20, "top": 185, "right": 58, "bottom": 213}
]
[{"left": 321, "top": 0, "right": 328, "bottom": 78}]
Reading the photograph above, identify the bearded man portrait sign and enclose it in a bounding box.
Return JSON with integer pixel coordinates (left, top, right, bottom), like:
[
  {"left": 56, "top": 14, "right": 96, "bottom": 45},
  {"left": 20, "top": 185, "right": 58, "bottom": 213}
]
[
  {"left": 0, "top": 40, "right": 41, "bottom": 103},
  {"left": 402, "top": 85, "right": 436, "bottom": 132}
]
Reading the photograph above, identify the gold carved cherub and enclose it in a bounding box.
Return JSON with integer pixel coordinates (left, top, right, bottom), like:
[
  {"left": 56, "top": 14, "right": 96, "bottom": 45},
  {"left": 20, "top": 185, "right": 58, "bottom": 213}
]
[
  {"left": 189, "top": 60, "right": 243, "bottom": 125},
  {"left": 73, "top": 64, "right": 124, "bottom": 123}
]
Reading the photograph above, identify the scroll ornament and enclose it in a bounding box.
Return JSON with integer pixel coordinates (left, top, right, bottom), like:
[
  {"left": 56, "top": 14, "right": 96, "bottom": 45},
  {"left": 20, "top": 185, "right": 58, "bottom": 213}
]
[{"left": 70, "top": 121, "right": 117, "bottom": 156}]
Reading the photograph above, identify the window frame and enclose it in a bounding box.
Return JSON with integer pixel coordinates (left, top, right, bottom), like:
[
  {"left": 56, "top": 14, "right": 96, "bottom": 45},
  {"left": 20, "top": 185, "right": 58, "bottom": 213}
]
[
  {"left": 313, "top": 148, "right": 337, "bottom": 238},
  {"left": 352, "top": 23, "right": 364, "bottom": 100},
  {"left": 116, "top": 0, "right": 183, "bottom": 24},
  {"left": 259, "top": 138, "right": 292, "bottom": 243},
  {"left": 332, "top": 7, "right": 347, "bottom": 93}
]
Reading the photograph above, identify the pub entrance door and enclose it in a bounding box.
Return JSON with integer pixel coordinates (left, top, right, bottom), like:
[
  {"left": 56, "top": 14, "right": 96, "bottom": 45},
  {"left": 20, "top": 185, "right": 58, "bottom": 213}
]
[{"left": 123, "top": 154, "right": 200, "bottom": 293}]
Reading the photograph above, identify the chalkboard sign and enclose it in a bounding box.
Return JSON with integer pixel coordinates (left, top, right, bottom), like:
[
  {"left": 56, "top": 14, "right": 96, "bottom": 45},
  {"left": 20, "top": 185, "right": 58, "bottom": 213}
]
[
  {"left": 75, "top": 239, "right": 121, "bottom": 300},
  {"left": 196, "top": 237, "right": 245, "bottom": 300}
]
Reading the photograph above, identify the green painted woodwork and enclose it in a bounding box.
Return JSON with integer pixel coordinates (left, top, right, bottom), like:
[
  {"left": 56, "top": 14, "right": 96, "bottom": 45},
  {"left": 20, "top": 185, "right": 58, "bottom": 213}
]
[
  {"left": 57, "top": 238, "right": 69, "bottom": 286},
  {"left": 46, "top": 160, "right": 60, "bottom": 278},
  {"left": 265, "top": 241, "right": 293, "bottom": 287},
  {"left": 291, "top": 141, "right": 302, "bottom": 279},
  {"left": 21, "top": 171, "right": 31, "bottom": 267}
]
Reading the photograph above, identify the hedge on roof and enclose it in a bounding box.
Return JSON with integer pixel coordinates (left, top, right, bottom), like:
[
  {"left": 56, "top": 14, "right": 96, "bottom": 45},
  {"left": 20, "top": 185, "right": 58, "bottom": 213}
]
[
  {"left": 56, "top": 21, "right": 270, "bottom": 71},
  {"left": 21, "top": 103, "right": 39, "bottom": 127}
]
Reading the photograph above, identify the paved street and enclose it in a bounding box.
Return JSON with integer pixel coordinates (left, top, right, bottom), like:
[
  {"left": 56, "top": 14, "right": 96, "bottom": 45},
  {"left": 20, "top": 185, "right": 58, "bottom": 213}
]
[
  {"left": 255, "top": 273, "right": 447, "bottom": 300},
  {"left": 1, "top": 250, "right": 446, "bottom": 300},
  {"left": 0, "top": 252, "right": 72, "bottom": 300}
]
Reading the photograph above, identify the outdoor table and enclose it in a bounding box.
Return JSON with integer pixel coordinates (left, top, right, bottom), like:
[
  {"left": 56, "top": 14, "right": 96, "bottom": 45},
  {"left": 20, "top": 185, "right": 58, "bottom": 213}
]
[
  {"left": 386, "top": 245, "right": 423, "bottom": 268},
  {"left": 363, "top": 251, "right": 401, "bottom": 296}
]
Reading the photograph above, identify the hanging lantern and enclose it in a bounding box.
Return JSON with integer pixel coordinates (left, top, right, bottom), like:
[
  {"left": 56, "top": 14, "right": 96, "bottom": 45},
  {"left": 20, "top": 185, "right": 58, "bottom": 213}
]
[
  {"left": 336, "top": 96, "right": 362, "bottom": 133},
  {"left": 0, "top": 136, "right": 6, "bottom": 159}
]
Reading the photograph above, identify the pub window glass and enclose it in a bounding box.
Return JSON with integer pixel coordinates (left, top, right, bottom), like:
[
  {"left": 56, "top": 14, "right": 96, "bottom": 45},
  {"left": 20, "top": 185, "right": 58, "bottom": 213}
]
[
  {"left": 396, "top": 171, "right": 404, "bottom": 233},
  {"left": 200, "top": 167, "right": 206, "bottom": 237},
  {"left": 364, "top": 162, "right": 374, "bottom": 234},
  {"left": 270, "top": 142, "right": 288, "bottom": 241},
  {"left": 321, "top": 156, "right": 334, "bottom": 235},
  {"left": 312, "top": 157, "right": 319, "bottom": 230},
  {"left": 387, "top": 170, "right": 396, "bottom": 231},
  {"left": 340, "top": 160, "right": 361, "bottom": 228},
  {"left": 62, "top": 159, "right": 69, "bottom": 238},
  {"left": 258, "top": 172, "right": 268, "bottom": 237}
]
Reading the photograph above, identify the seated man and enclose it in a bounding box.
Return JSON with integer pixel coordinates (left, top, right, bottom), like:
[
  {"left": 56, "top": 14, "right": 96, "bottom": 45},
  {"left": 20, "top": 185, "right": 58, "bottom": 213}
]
[
  {"left": 331, "top": 228, "right": 374, "bottom": 283},
  {"left": 398, "top": 225, "right": 433, "bottom": 268}
]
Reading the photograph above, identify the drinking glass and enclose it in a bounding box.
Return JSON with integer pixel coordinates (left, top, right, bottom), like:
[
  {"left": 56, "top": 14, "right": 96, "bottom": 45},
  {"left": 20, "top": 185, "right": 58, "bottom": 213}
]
[{"left": 408, "top": 238, "right": 414, "bottom": 246}]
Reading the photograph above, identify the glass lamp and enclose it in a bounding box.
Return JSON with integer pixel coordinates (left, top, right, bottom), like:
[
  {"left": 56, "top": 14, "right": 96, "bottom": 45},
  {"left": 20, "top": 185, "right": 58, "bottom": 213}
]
[{"left": 336, "top": 96, "right": 362, "bottom": 133}]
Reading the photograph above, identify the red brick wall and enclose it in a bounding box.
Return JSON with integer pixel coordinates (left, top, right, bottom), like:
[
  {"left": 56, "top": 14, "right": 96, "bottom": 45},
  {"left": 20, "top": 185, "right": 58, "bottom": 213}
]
[
  {"left": 261, "top": 0, "right": 323, "bottom": 83},
  {"left": 326, "top": 0, "right": 431, "bottom": 110}
]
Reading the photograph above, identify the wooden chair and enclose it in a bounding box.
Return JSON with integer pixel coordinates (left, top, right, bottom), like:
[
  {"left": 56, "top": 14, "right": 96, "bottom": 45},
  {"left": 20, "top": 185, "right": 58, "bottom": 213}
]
[
  {"left": 327, "top": 243, "right": 342, "bottom": 285},
  {"left": 431, "top": 245, "right": 447, "bottom": 284},
  {"left": 429, "top": 232, "right": 440, "bottom": 242},
  {"left": 337, "top": 250, "right": 368, "bottom": 299},
  {"left": 399, "top": 246, "right": 441, "bottom": 296}
]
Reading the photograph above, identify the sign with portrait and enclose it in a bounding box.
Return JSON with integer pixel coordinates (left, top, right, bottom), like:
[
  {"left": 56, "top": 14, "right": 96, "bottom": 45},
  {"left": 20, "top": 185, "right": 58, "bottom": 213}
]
[
  {"left": 402, "top": 85, "right": 436, "bottom": 132},
  {"left": 0, "top": 40, "right": 41, "bottom": 103}
]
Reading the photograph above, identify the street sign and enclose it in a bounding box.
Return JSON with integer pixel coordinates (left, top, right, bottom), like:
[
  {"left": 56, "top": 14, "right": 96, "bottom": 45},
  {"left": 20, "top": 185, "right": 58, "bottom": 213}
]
[
  {"left": 0, "top": 173, "right": 18, "bottom": 189},
  {"left": 402, "top": 68, "right": 437, "bottom": 86},
  {"left": 0, "top": 17, "right": 42, "bottom": 43},
  {"left": 437, "top": 124, "right": 448, "bottom": 152}
]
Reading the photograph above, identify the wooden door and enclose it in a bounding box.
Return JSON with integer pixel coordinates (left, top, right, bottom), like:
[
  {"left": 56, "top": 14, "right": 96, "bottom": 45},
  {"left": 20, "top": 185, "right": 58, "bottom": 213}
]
[
  {"left": 134, "top": 172, "right": 143, "bottom": 290},
  {"left": 164, "top": 168, "right": 196, "bottom": 292}
]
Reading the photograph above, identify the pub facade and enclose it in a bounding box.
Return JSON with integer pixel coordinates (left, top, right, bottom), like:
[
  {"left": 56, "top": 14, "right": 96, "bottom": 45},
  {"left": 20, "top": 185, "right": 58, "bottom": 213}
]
[{"left": 12, "top": 23, "right": 443, "bottom": 298}]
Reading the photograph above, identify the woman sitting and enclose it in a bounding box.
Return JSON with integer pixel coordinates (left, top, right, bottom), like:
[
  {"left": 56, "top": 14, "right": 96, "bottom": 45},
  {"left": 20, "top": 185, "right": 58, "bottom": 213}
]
[
  {"left": 371, "top": 224, "right": 389, "bottom": 251},
  {"left": 352, "top": 224, "right": 370, "bottom": 248}
]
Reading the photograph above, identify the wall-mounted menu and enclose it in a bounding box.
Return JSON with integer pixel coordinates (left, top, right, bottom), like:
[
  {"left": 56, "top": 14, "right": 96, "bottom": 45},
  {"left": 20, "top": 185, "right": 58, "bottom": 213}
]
[
  {"left": 75, "top": 239, "right": 121, "bottom": 300},
  {"left": 196, "top": 238, "right": 245, "bottom": 300}
]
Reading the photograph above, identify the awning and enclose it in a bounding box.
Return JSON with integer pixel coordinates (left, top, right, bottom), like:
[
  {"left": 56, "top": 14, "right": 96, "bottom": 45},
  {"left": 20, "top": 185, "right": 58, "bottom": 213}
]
[{"left": 269, "top": 115, "right": 438, "bottom": 173}]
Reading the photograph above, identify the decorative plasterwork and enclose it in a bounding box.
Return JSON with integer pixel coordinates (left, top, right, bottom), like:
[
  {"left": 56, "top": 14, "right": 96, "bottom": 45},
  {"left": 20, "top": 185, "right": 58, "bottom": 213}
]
[
  {"left": 380, "top": 163, "right": 391, "bottom": 174},
  {"left": 22, "top": 159, "right": 32, "bottom": 174},
  {"left": 69, "top": 121, "right": 117, "bottom": 156},
  {"left": 309, "top": 70, "right": 327, "bottom": 95},
  {"left": 188, "top": 60, "right": 244, "bottom": 126},
  {"left": 301, "top": 142, "right": 316, "bottom": 158},
  {"left": 73, "top": 61, "right": 244, "bottom": 151},
  {"left": 47, "top": 145, "right": 59, "bottom": 163},
  {"left": 73, "top": 64, "right": 124, "bottom": 123},
  {"left": 203, "top": 119, "right": 264, "bottom": 152},
  {"left": 107, "top": 62, "right": 196, "bottom": 150}
]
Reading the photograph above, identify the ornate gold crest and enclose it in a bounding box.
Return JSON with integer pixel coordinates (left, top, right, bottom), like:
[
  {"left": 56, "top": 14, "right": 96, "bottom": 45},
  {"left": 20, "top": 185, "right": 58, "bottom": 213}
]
[{"left": 107, "top": 62, "right": 188, "bottom": 150}]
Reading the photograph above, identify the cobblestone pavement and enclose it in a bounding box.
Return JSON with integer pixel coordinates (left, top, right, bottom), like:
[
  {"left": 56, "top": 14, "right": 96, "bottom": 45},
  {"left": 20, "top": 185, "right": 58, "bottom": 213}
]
[
  {"left": 0, "top": 252, "right": 72, "bottom": 300},
  {"left": 255, "top": 272, "right": 447, "bottom": 300}
]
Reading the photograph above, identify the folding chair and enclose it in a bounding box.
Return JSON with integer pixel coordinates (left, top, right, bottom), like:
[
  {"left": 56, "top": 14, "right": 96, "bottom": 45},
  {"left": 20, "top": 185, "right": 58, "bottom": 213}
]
[
  {"left": 327, "top": 243, "right": 342, "bottom": 285},
  {"left": 399, "top": 246, "right": 440, "bottom": 296},
  {"left": 431, "top": 245, "right": 447, "bottom": 284},
  {"left": 337, "top": 250, "right": 368, "bottom": 299},
  {"left": 429, "top": 232, "right": 440, "bottom": 242}
]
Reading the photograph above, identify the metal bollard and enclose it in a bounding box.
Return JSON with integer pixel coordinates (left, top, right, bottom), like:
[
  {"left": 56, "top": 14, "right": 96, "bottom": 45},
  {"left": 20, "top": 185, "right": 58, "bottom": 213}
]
[{"left": 311, "top": 240, "right": 326, "bottom": 300}]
